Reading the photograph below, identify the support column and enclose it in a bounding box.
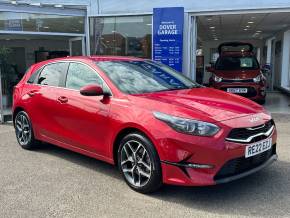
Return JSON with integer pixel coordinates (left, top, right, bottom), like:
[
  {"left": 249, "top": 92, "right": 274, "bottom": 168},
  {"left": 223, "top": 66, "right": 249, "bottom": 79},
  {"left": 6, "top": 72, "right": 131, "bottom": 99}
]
[
  {"left": 85, "top": 6, "right": 91, "bottom": 56},
  {"left": 182, "top": 13, "right": 191, "bottom": 79},
  {"left": 256, "top": 47, "right": 261, "bottom": 64},
  {"left": 266, "top": 38, "right": 273, "bottom": 64}
]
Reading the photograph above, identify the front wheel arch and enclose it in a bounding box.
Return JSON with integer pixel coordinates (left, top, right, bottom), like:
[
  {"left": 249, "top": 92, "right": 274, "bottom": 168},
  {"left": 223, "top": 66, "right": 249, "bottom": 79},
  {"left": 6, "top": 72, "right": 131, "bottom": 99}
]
[{"left": 112, "top": 127, "right": 157, "bottom": 166}]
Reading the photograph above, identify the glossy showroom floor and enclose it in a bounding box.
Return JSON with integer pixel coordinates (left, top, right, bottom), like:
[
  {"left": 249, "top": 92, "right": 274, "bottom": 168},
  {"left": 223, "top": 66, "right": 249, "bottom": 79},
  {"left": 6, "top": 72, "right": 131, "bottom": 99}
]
[{"left": 264, "top": 92, "right": 290, "bottom": 114}]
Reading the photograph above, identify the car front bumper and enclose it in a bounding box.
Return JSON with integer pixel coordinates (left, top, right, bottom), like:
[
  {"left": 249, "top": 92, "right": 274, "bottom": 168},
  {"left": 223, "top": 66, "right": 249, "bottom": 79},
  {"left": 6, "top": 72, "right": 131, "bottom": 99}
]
[{"left": 157, "top": 120, "right": 277, "bottom": 186}]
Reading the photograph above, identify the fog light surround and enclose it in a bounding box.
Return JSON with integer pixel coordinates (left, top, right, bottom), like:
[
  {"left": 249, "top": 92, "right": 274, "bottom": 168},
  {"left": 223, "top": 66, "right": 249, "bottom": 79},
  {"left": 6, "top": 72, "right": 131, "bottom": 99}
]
[{"left": 162, "top": 160, "right": 214, "bottom": 169}]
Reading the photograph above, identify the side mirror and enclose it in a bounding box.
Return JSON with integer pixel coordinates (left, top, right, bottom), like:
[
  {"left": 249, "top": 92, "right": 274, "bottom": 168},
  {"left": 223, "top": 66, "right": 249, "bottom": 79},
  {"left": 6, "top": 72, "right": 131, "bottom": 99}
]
[
  {"left": 206, "top": 66, "right": 214, "bottom": 72},
  {"left": 261, "top": 64, "right": 271, "bottom": 74},
  {"left": 80, "top": 84, "right": 108, "bottom": 96}
]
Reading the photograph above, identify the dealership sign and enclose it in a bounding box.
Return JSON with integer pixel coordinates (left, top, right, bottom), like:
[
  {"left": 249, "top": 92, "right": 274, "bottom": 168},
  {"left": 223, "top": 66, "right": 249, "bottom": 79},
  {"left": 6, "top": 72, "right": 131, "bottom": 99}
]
[{"left": 153, "top": 7, "right": 184, "bottom": 72}]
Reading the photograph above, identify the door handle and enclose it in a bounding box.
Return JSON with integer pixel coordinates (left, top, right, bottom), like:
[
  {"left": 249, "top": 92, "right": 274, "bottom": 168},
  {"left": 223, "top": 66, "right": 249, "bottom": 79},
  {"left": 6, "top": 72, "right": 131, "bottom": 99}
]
[
  {"left": 27, "top": 90, "right": 39, "bottom": 97},
  {"left": 57, "top": 96, "right": 68, "bottom": 103}
]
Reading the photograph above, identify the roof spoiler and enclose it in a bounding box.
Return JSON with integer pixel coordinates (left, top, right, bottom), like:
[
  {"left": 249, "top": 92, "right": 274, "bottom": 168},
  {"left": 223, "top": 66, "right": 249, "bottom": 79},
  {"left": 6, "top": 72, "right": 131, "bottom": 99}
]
[{"left": 218, "top": 42, "right": 253, "bottom": 54}]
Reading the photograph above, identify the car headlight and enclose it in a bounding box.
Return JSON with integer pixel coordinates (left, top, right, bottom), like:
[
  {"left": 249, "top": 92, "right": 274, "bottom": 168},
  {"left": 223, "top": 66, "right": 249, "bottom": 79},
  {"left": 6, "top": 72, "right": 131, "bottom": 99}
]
[
  {"left": 153, "top": 111, "right": 220, "bottom": 136},
  {"left": 253, "top": 74, "right": 261, "bottom": 83},
  {"left": 213, "top": 74, "right": 222, "bottom": 83}
]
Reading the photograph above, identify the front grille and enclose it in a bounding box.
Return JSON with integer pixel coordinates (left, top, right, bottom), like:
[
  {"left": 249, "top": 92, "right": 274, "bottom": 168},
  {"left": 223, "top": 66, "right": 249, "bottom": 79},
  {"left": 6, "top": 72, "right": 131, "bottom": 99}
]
[
  {"left": 222, "top": 78, "right": 254, "bottom": 83},
  {"left": 226, "top": 119, "right": 274, "bottom": 143},
  {"left": 214, "top": 144, "right": 276, "bottom": 180},
  {"left": 220, "top": 86, "right": 257, "bottom": 97}
]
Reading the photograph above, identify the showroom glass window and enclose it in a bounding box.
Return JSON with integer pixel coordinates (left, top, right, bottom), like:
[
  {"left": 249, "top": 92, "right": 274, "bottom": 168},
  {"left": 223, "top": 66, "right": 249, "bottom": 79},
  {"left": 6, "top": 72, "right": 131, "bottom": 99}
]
[
  {"left": 0, "top": 12, "right": 84, "bottom": 33},
  {"left": 90, "top": 16, "right": 152, "bottom": 58}
]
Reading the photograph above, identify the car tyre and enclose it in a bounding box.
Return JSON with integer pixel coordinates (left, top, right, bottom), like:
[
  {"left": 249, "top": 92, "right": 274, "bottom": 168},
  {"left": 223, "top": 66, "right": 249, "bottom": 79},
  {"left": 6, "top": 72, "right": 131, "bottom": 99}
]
[
  {"left": 14, "top": 111, "right": 39, "bottom": 150},
  {"left": 117, "top": 132, "right": 162, "bottom": 193}
]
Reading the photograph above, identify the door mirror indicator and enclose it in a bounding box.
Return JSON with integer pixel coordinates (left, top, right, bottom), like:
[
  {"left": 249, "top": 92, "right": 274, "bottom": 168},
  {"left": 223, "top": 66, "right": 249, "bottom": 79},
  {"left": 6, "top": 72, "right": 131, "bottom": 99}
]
[{"left": 80, "top": 84, "right": 109, "bottom": 96}]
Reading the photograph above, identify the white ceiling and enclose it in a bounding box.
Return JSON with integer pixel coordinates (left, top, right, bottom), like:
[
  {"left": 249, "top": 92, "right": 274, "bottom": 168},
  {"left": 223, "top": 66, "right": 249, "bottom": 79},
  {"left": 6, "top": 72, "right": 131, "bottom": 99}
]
[{"left": 198, "top": 12, "right": 290, "bottom": 42}]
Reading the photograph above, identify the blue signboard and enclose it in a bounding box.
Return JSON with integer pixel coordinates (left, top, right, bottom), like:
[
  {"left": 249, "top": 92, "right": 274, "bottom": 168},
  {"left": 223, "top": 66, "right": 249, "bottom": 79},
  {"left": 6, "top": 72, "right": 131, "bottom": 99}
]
[{"left": 153, "top": 7, "right": 184, "bottom": 72}]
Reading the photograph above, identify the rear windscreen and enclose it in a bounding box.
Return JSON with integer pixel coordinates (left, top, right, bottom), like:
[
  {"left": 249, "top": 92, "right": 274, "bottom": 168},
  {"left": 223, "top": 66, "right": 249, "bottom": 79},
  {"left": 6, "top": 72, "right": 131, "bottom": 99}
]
[{"left": 215, "top": 56, "right": 259, "bottom": 71}]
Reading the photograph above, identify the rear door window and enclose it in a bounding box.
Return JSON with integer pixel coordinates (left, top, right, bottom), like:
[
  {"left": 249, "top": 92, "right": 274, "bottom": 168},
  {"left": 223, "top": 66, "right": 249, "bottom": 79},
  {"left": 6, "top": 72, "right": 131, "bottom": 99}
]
[{"left": 37, "top": 63, "right": 68, "bottom": 86}]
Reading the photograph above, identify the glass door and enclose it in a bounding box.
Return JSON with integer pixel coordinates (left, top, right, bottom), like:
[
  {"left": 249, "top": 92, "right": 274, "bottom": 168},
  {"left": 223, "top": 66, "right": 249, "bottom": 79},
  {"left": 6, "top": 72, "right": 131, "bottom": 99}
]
[
  {"left": 69, "top": 37, "right": 85, "bottom": 56},
  {"left": 0, "top": 60, "right": 15, "bottom": 123}
]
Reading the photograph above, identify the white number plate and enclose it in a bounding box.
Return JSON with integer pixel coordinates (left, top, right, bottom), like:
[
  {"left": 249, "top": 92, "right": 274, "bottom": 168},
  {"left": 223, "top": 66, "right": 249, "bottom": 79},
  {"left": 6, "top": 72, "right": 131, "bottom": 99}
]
[
  {"left": 227, "top": 88, "right": 248, "bottom": 93},
  {"left": 245, "top": 138, "right": 272, "bottom": 158}
]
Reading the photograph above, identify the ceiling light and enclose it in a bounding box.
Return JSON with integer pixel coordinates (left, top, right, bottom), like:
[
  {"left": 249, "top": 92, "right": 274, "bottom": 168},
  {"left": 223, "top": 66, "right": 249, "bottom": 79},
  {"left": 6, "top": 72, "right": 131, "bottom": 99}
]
[
  {"left": 210, "top": 26, "right": 215, "bottom": 29},
  {"left": 244, "top": 28, "right": 248, "bottom": 31},
  {"left": 146, "top": 23, "right": 152, "bottom": 26},
  {"left": 29, "top": 3, "right": 41, "bottom": 6},
  {"left": 248, "top": 21, "right": 254, "bottom": 24},
  {"left": 207, "top": 18, "right": 212, "bottom": 21},
  {"left": 246, "top": 25, "right": 250, "bottom": 28},
  {"left": 214, "top": 38, "right": 218, "bottom": 41},
  {"left": 54, "top": 4, "right": 64, "bottom": 8},
  {"left": 251, "top": 16, "right": 256, "bottom": 19},
  {"left": 43, "top": 26, "right": 49, "bottom": 29},
  {"left": 11, "top": 0, "right": 17, "bottom": 4},
  {"left": 256, "top": 30, "right": 262, "bottom": 33}
]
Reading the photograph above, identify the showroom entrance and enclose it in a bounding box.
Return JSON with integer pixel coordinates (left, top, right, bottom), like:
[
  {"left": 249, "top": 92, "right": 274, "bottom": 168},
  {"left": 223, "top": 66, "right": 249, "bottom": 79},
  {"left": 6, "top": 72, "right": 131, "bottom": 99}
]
[
  {"left": 191, "top": 11, "right": 290, "bottom": 94},
  {"left": 0, "top": 33, "right": 85, "bottom": 123}
]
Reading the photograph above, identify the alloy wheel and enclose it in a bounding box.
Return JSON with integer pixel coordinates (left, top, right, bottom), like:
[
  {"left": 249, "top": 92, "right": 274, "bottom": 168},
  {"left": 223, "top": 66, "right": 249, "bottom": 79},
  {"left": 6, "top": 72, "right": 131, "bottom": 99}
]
[
  {"left": 15, "top": 113, "right": 31, "bottom": 146},
  {"left": 120, "top": 140, "right": 152, "bottom": 187}
]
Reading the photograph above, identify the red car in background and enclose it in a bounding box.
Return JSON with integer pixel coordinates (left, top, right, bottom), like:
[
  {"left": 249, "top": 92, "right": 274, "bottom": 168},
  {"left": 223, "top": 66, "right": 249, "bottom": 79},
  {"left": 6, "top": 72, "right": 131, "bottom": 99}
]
[
  {"left": 208, "top": 42, "right": 266, "bottom": 104},
  {"left": 13, "top": 56, "right": 277, "bottom": 193}
]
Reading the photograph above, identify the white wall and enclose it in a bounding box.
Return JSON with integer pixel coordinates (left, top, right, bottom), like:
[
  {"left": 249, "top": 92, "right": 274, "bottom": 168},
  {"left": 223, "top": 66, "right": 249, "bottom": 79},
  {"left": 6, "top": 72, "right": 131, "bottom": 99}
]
[
  {"left": 95, "top": 0, "right": 290, "bottom": 15},
  {"left": 4, "top": 0, "right": 290, "bottom": 16},
  {"left": 281, "top": 30, "right": 290, "bottom": 89}
]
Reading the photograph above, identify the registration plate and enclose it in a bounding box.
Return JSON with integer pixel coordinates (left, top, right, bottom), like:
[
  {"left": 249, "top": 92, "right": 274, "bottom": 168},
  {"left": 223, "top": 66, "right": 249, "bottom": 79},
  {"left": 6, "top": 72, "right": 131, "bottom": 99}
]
[
  {"left": 245, "top": 138, "right": 272, "bottom": 158},
  {"left": 227, "top": 88, "right": 248, "bottom": 93}
]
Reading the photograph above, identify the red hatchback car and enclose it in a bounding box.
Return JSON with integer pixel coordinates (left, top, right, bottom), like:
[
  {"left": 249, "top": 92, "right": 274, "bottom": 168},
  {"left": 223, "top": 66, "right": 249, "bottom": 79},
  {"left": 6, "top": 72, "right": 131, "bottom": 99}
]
[
  {"left": 208, "top": 42, "right": 266, "bottom": 104},
  {"left": 13, "top": 56, "right": 277, "bottom": 193}
]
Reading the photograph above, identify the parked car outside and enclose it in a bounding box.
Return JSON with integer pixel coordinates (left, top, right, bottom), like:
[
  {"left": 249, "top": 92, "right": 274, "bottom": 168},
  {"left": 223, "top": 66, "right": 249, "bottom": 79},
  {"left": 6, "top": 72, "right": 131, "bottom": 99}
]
[{"left": 13, "top": 56, "right": 277, "bottom": 193}]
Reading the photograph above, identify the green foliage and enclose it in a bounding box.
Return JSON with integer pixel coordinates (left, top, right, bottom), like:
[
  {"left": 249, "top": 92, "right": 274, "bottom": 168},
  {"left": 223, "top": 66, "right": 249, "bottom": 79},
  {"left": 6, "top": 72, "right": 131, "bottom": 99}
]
[{"left": 0, "top": 47, "right": 12, "bottom": 63}]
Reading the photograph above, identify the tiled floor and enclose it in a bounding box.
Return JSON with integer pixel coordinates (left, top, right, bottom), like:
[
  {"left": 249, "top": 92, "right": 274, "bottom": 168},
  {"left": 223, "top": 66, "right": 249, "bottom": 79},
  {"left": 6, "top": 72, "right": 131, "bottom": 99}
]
[{"left": 264, "top": 92, "right": 290, "bottom": 114}]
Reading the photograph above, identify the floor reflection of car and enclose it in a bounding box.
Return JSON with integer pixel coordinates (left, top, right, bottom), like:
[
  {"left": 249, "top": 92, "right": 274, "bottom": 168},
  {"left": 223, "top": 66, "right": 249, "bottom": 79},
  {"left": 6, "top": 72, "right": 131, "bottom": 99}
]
[
  {"left": 13, "top": 56, "right": 277, "bottom": 193},
  {"left": 208, "top": 42, "right": 266, "bottom": 104}
]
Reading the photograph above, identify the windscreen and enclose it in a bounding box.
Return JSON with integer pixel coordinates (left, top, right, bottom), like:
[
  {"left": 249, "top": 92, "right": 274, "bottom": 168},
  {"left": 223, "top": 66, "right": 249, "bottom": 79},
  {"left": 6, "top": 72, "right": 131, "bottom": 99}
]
[{"left": 96, "top": 60, "right": 199, "bottom": 94}]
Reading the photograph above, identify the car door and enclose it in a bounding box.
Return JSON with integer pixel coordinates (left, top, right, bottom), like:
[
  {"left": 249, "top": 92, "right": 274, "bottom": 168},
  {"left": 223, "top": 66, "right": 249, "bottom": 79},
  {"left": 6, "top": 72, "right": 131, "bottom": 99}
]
[
  {"left": 52, "top": 61, "right": 112, "bottom": 157},
  {"left": 25, "top": 62, "right": 69, "bottom": 140}
]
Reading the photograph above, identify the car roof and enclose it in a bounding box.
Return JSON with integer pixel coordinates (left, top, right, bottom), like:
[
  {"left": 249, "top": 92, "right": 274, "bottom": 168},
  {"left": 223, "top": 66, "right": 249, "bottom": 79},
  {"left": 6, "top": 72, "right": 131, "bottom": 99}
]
[
  {"left": 42, "top": 55, "right": 145, "bottom": 62},
  {"left": 30, "top": 56, "right": 148, "bottom": 74},
  {"left": 33, "top": 55, "right": 146, "bottom": 68}
]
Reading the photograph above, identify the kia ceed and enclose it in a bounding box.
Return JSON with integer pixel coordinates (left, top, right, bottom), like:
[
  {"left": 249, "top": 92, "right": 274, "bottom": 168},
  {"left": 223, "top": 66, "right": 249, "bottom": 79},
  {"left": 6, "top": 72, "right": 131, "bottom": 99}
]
[
  {"left": 208, "top": 42, "right": 267, "bottom": 104},
  {"left": 13, "top": 56, "right": 277, "bottom": 193}
]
